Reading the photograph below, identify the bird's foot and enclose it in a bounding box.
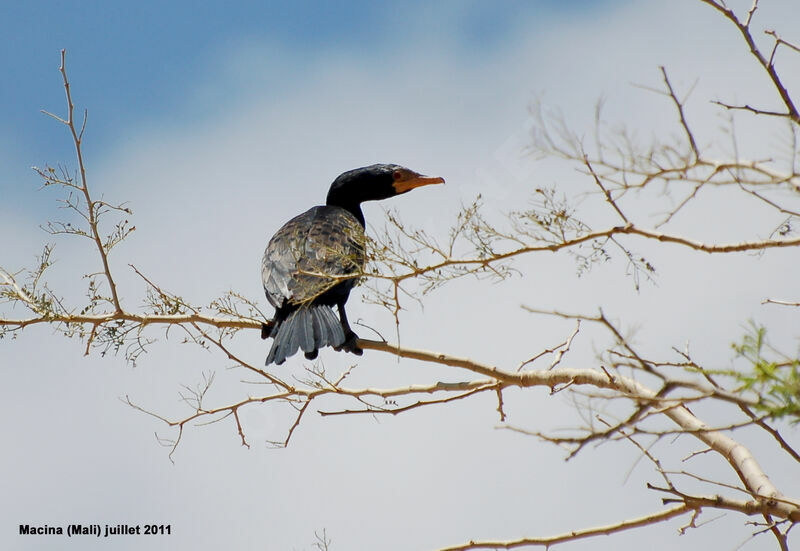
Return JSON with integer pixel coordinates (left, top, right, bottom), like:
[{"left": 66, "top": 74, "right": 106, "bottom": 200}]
[
  {"left": 261, "top": 322, "right": 272, "bottom": 340},
  {"left": 334, "top": 331, "right": 363, "bottom": 356}
]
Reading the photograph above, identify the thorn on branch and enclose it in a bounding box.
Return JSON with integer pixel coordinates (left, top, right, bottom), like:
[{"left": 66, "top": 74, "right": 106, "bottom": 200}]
[
  {"left": 678, "top": 508, "right": 701, "bottom": 535},
  {"left": 84, "top": 322, "right": 98, "bottom": 356},
  {"left": 233, "top": 407, "right": 250, "bottom": 449},
  {"left": 495, "top": 386, "right": 506, "bottom": 422},
  {"left": 550, "top": 379, "right": 575, "bottom": 395}
]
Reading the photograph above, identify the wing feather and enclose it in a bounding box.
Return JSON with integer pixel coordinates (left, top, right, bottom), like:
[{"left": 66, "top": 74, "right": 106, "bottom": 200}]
[{"left": 262, "top": 206, "right": 365, "bottom": 308}]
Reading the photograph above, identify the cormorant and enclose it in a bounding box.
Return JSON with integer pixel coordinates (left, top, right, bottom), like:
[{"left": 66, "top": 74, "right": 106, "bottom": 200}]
[{"left": 261, "top": 164, "right": 444, "bottom": 365}]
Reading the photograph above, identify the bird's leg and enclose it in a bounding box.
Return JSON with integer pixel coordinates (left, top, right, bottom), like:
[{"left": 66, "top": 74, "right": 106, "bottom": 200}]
[
  {"left": 262, "top": 305, "right": 284, "bottom": 340},
  {"left": 335, "top": 301, "right": 363, "bottom": 356}
]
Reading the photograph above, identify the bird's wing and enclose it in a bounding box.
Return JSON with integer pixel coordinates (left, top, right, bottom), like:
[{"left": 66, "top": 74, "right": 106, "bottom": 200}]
[{"left": 262, "top": 206, "right": 365, "bottom": 308}]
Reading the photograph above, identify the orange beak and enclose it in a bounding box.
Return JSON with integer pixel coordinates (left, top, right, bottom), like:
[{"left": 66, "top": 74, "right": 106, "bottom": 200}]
[{"left": 392, "top": 173, "right": 445, "bottom": 194}]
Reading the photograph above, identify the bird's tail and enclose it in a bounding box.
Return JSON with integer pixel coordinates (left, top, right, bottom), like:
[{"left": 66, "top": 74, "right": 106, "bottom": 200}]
[{"left": 266, "top": 305, "right": 345, "bottom": 365}]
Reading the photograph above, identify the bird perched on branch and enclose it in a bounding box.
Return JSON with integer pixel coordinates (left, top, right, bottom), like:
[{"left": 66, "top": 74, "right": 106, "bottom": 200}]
[{"left": 261, "top": 164, "right": 444, "bottom": 365}]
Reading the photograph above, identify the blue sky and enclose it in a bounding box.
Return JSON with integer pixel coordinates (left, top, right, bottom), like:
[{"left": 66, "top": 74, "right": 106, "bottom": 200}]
[
  {"left": 1, "top": 1, "right": 608, "bottom": 164},
  {"left": 2, "top": 1, "right": 799, "bottom": 550}
]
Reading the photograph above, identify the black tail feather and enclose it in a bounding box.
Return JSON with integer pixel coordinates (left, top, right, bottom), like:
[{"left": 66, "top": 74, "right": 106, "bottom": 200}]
[{"left": 266, "top": 305, "right": 346, "bottom": 365}]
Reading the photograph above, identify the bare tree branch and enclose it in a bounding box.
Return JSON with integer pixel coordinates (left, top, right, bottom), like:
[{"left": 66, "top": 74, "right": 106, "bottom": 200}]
[
  {"left": 698, "top": 0, "right": 800, "bottom": 125},
  {"left": 435, "top": 504, "right": 693, "bottom": 550},
  {"left": 6, "top": 4, "right": 800, "bottom": 546},
  {"left": 53, "top": 50, "right": 123, "bottom": 312}
]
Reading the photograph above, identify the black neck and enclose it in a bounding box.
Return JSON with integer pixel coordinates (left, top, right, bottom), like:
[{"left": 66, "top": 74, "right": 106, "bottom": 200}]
[{"left": 326, "top": 197, "right": 365, "bottom": 227}]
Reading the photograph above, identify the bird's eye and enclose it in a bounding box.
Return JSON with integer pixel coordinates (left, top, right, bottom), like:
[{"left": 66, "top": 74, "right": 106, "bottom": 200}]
[{"left": 393, "top": 170, "right": 404, "bottom": 181}]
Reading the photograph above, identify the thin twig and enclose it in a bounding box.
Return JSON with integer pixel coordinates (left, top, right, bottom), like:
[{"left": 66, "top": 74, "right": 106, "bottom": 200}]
[
  {"left": 54, "top": 50, "right": 123, "bottom": 312},
  {"left": 698, "top": 0, "right": 800, "bottom": 124},
  {"left": 435, "top": 504, "right": 692, "bottom": 551},
  {"left": 661, "top": 66, "right": 700, "bottom": 159}
]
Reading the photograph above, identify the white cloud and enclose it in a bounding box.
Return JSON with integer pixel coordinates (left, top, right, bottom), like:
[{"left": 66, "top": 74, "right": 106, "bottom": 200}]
[{"left": 3, "top": 1, "right": 800, "bottom": 550}]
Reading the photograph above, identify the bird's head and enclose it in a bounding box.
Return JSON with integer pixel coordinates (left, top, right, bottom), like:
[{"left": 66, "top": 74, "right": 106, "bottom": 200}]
[{"left": 326, "top": 164, "right": 444, "bottom": 208}]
